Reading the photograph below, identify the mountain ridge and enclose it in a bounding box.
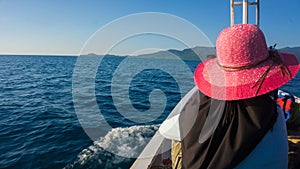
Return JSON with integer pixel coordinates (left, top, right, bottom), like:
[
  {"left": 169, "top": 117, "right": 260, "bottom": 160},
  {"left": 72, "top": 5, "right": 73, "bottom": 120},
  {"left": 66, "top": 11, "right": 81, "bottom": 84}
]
[{"left": 86, "top": 46, "right": 300, "bottom": 61}]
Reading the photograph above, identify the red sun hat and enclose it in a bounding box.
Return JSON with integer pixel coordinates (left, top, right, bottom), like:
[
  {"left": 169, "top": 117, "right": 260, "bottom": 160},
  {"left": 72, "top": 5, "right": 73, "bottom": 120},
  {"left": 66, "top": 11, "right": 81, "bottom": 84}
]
[{"left": 194, "top": 24, "right": 299, "bottom": 100}]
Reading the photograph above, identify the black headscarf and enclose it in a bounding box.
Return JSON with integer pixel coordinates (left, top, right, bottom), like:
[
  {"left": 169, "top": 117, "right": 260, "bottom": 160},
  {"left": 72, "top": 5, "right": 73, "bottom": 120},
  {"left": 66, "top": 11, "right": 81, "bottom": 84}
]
[{"left": 180, "top": 92, "right": 278, "bottom": 169}]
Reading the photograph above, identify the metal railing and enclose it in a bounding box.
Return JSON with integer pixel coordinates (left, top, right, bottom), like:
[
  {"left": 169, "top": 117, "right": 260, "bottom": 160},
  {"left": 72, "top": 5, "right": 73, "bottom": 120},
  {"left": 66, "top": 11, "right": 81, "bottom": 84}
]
[{"left": 230, "top": 0, "right": 260, "bottom": 27}]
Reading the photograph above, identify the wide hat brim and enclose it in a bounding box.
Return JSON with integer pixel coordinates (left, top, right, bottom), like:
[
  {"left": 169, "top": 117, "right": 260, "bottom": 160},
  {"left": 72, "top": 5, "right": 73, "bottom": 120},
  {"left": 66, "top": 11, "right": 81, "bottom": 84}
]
[{"left": 194, "top": 52, "right": 300, "bottom": 100}]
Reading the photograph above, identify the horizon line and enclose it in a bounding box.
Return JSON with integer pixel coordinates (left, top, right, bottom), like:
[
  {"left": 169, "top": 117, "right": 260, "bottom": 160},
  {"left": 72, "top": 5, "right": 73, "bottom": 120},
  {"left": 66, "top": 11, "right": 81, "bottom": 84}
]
[{"left": 0, "top": 45, "right": 299, "bottom": 57}]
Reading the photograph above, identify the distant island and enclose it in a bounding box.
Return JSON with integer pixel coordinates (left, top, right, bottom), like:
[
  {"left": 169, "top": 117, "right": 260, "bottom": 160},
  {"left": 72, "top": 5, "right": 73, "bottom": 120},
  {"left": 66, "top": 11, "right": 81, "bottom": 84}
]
[{"left": 83, "top": 46, "right": 216, "bottom": 61}]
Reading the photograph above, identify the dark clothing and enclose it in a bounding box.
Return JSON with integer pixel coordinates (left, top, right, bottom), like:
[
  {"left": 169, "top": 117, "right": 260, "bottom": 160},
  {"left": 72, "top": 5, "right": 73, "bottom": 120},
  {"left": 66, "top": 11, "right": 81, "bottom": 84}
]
[{"left": 180, "top": 93, "right": 278, "bottom": 169}]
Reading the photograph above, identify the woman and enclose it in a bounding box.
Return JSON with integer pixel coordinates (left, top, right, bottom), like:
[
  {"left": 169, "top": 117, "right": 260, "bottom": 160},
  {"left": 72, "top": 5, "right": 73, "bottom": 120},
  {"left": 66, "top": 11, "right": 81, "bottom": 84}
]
[{"left": 160, "top": 24, "right": 299, "bottom": 169}]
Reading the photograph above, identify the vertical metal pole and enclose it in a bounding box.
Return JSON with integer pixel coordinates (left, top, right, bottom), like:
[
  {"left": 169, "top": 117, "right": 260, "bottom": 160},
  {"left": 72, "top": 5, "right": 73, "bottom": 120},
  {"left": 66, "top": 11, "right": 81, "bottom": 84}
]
[
  {"left": 230, "top": 0, "right": 234, "bottom": 26},
  {"left": 243, "top": 0, "right": 248, "bottom": 24}
]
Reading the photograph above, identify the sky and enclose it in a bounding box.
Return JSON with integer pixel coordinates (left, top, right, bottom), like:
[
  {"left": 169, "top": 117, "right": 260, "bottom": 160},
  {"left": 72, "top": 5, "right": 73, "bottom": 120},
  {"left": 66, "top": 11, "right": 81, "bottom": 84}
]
[{"left": 0, "top": 0, "right": 299, "bottom": 55}]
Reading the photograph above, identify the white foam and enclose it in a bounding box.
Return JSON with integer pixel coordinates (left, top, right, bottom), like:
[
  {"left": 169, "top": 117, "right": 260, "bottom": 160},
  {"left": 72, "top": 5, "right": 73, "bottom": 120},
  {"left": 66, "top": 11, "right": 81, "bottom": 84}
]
[{"left": 65, "top": 125, "right": 159, "bottom": 168}]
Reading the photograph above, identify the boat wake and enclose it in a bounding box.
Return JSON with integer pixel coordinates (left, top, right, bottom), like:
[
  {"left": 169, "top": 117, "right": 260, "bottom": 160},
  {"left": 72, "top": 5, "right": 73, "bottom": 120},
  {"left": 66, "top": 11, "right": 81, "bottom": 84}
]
[{"left": 64, "top": 125, "right": 159, "bottom": 169}]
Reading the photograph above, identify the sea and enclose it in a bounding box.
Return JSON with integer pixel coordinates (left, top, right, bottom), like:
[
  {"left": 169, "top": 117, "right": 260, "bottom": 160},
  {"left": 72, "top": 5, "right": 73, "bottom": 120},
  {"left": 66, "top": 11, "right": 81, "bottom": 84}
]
[{"left": 0, "top": 55, "right": 299, "bottom": 169}]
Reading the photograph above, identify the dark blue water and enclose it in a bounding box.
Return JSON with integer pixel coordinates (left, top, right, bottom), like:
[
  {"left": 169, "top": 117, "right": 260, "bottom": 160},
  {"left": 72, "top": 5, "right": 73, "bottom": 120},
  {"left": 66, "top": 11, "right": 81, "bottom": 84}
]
[
  {"left": 0, "top": 55, "right": 299, "bottom": 169},
  {"left": 0, "top": 56, "right": 90, "bottom": 169}
]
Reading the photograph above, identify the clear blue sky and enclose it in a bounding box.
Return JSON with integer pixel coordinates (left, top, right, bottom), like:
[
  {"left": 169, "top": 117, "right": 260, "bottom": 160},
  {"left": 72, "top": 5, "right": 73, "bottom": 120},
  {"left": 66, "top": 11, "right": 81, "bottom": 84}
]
[{"left": 0, "top": 0, "right": 299, "bottom": 55}]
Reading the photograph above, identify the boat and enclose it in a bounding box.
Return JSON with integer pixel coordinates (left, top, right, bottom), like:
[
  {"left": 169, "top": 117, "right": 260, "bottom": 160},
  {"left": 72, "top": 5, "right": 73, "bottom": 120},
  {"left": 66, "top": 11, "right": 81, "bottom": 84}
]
[
  {"left": 130, "top": 87, "right": 197, "bottom": 169},
  {"left": 131, "top": 1, "right": 300, "bottom": 168}
]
